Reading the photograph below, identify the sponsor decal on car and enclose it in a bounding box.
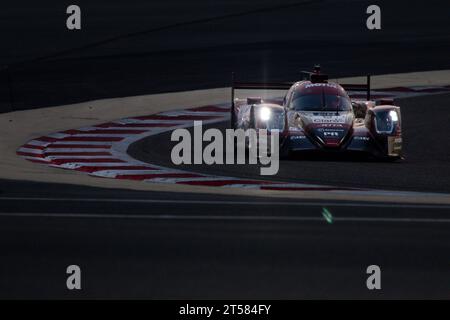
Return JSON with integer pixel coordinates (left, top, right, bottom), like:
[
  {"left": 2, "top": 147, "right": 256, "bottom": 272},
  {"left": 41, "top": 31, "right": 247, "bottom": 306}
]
[
  {"left": 290, "top": 135, "right": 307, "bottom": 140},
  {"left": 312, "top": 117, "right": 347, "bottom": 124},
  {"left": 305, "top": 83, "right": 338, "bottom": 89}
]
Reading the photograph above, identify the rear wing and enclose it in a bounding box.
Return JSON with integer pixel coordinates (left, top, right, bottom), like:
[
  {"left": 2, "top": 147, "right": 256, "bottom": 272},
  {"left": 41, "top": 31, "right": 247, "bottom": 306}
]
[
  {"left": 231, "top": 73, "right": 371, "bottom": 108},
  {"left": 231, "top": 74, "right": 293, "bottom": 109}
]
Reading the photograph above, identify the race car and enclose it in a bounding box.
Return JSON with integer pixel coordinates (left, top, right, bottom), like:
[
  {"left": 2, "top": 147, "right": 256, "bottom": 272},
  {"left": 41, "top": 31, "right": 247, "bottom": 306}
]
[{"left": 230, "top": 66, "right": 403, "bottom": 160}]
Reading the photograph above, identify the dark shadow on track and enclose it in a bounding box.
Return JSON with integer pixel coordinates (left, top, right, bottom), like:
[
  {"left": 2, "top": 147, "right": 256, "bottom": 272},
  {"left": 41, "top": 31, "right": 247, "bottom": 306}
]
[{"left": 2, "top": 186, "right": 450, "bottom": 299}]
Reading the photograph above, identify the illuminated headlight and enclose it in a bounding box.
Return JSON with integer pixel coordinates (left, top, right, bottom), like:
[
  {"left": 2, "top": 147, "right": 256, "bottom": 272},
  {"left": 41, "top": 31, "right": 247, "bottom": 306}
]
[
  {"left": 374, "top": 110, "right": 399, "bottom": 134},
  {"left": 259, "top": 107, "right": 271, "bottom": 121},
  {"left": 389, "top": 110, "right": 398, "bottom": 122}
]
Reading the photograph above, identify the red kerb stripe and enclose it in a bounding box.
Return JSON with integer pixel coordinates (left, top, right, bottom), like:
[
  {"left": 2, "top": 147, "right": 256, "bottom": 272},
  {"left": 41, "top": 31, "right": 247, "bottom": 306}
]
[
  {"left": 21, "top": 144, "right": 46, "bottom": 150},
  {"left": 64, "top": 129, "right": 146, "bottom": 135},
  {"left": 76, "top": 165, "right": 157, "bottom": 173},
  {"left": 44, "top": 152, "right": 112, "bottom": 156},
  {"left": 51, "top": 158, "right": 125, "bottom": 165},
  {"left": 60, "top": 137, "right": 124, "bottom": 142},
  {"left": 115, "top": 173, "right": 203, "bottom": 180},
  {"left": 95, "top": 122, "right": 176, "bottom": 128}
]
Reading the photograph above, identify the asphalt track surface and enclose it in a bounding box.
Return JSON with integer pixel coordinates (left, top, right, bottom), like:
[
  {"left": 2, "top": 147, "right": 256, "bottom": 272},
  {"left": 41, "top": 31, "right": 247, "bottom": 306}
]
[
  {"left": 1, "top": 0, "right": 450, "bottom": 298},
  {"left": 2, "top": 179, "right": 450, "bottom": 299},
  {"left": 130, "top": 93, "right": 450, "bottom": 194}
]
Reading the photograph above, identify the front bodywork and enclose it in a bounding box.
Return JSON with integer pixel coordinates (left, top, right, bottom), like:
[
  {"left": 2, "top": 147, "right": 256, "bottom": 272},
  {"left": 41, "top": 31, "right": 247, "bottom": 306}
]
[
  {"left": 284, "top": 108, "right": 402, "bottom": 158},
  {"left": 232, "top": 82, "right": 403, "bottom": 160}
]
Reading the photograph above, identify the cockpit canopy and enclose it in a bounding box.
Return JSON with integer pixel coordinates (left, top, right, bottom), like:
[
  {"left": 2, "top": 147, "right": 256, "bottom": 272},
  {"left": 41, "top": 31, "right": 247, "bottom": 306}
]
[
  {"left": 289, "top": 81, "right": 352, "bottom": 112},
  {"left": 290, "top": 93, "right": 352, "bottom": 111}
]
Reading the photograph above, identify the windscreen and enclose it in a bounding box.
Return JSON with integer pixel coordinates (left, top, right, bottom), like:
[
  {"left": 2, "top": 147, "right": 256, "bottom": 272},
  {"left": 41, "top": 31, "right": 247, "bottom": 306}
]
[{"left": 291, "top": 93, "right": 352, "bottom": 111}]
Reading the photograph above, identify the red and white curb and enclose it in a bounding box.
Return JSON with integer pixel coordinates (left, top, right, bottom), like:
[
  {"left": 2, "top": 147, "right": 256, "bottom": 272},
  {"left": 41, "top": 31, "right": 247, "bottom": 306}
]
[{"left": 17, "top": 85, "right": 450, "bottom": 193}]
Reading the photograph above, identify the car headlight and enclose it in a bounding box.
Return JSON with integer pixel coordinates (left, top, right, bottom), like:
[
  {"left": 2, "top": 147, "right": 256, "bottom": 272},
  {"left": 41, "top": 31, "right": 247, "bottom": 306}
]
[
  {"left": 259, "top": 107, "right": 271, "bottom": 121},
  {"left": 374, "top": 110, "right": 398, "bottom": 134},
  {"left": 389, "top": 110, "right": 398, "bottom": 122}
]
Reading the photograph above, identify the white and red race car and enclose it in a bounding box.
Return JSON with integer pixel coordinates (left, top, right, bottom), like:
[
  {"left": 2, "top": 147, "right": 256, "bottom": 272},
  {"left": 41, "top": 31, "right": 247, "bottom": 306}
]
[{"left": 230, "top": 66, "right": 402, "bottom": 160}]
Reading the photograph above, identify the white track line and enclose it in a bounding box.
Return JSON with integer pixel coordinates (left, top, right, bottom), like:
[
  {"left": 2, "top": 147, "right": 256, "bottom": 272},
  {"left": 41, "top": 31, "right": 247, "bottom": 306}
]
[
  {"left": 90, "top": 170, "right": 162, "bottom": 177},
  {"left": 43, "top": 148, "right": 112, "bottom": 153},
  {"left": 74, "top": 126, "right": 146, "bottom": 132},
  {"left": 59, "top": 134, "right": 129, "bottom": 138},
  {"left": 26, "top": 140, "right": 51, "bottom": 147},
  {"left": 45, "top": 133, "right": 70, "bottom": 139},
  {"left": 41, "top": 141, "right": 115, "bottom": 146},
  {"left": 0, "top": 212, "right": 449, "bottom": 223},
  {"left": 45, "top": 155, "right": 117, "bottom": 159},
  {"left": 2, "top": 197, "right": 450, "bottom": 209},
  {"left": 141, "top": 176, "right": 230, "bottom": 183},
  {"left": 56, "top": 163, "right": 142, "bottom": 169}
]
